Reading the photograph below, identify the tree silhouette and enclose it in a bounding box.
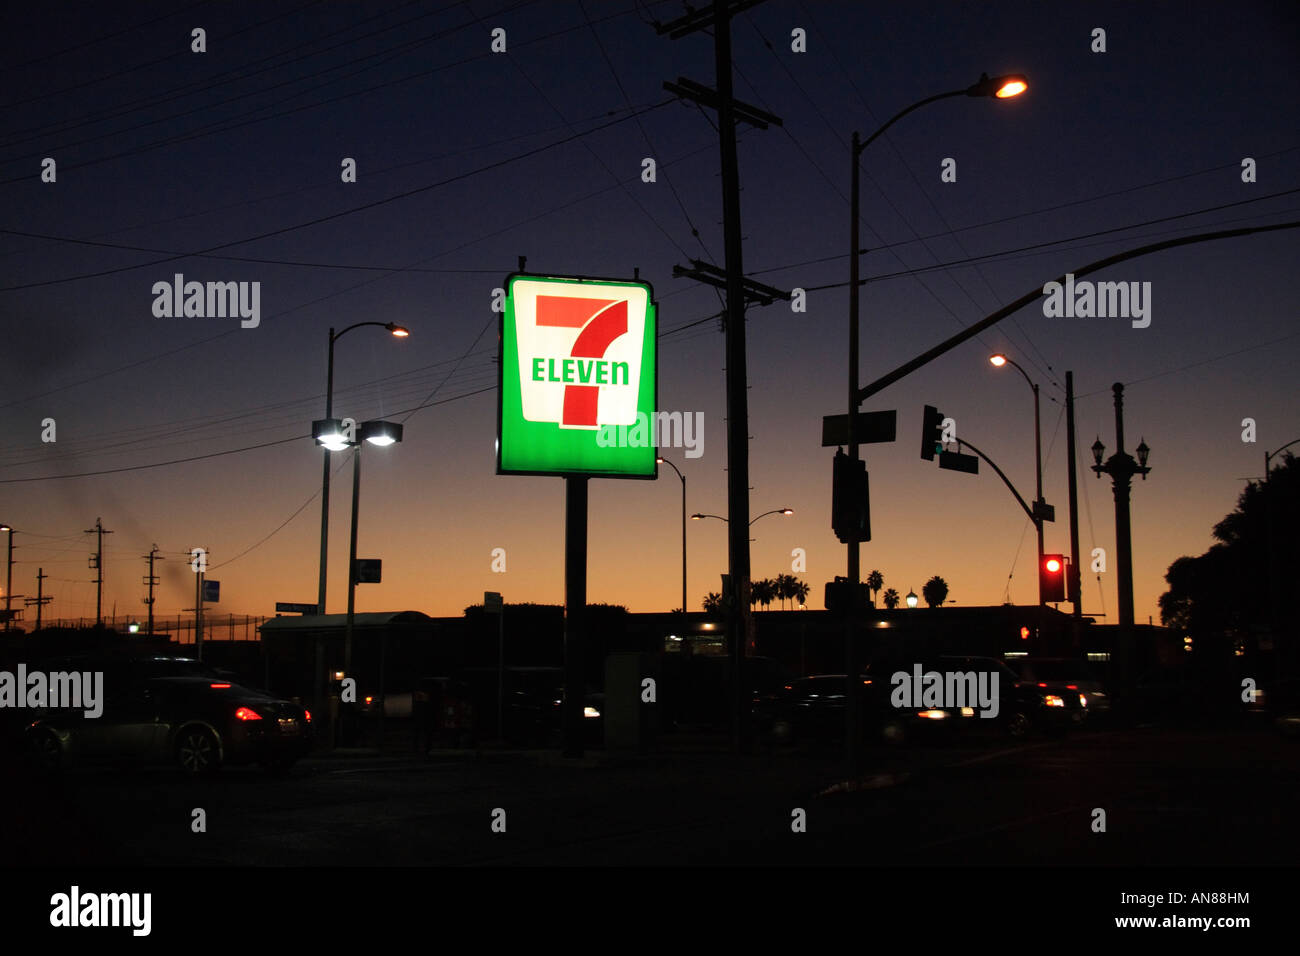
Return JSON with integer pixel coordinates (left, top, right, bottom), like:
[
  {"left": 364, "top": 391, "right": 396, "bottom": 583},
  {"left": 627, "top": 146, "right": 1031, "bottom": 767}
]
[
  {"left": 702, "top": 592, "right": 725, "bottom": 617},
  {"left": 1160, "top": 452, "right": 1300, "bottom": 672},
  {"left": 883, "top": 587, "right": 900, "bottom": 610},
  {"left": 791, "top": 578, "right": 810, "bottom": 608},
  {"left": 922, "top": 576, "right": 949, "bottom": 608},
  {"left": 866, "top": 569, "right": 884, "bottom": 607}
]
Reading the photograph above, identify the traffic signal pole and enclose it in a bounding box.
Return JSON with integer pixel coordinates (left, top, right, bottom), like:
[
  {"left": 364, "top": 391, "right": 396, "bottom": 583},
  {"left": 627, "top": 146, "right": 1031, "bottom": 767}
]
[{"left": 844, "top": 130, "right": 863, "bottom": 773}]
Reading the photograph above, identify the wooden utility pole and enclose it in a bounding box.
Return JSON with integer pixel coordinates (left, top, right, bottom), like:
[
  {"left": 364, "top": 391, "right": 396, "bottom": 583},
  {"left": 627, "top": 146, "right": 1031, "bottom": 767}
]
[
  {"left": 657, "top": 0, "right": 785, "bottom": 753},
  {"left": 26, "top": 568, "right": 51, "bottom": 630},
  {"left": 84, "top": 518, "right": 112, "bottom": 626},
  {"left": 142, "top": 545, "right": 162, "bottom": 637}
]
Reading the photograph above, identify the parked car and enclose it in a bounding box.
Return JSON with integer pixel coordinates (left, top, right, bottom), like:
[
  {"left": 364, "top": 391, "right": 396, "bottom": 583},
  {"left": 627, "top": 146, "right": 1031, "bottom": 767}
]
[{"left": 25, "top": 655, "right": 312, "bottom": 775}]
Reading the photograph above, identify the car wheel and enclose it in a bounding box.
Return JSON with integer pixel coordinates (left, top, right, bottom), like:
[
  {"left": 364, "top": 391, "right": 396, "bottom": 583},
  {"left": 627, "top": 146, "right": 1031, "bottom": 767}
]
[
  {"left": 1007, "top": 712, "right": 1032, "bottom": 738},
  {"left": 31, "top": 729, "right": 64, "bottom": 772},
  {"left": 176, "top": 727, "right": 222, "bottom": 775},
  {"left": 880, "top": 718, "right": 907, "bottom": 745}
]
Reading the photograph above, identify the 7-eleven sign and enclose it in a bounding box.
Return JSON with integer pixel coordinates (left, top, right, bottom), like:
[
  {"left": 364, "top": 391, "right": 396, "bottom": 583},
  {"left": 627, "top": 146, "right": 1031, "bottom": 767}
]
[{"left": 499, "top": 274, "right": 656, "bottom": 477}]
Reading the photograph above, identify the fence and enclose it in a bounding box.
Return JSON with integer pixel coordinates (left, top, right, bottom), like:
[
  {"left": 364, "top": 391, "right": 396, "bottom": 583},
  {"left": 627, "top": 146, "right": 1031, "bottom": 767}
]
[{"left": 12, "top": 614, "right": 270, "bottom": 644}]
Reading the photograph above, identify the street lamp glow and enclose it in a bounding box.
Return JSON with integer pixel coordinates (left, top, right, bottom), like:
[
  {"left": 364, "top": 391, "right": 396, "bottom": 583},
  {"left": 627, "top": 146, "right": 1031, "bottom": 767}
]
[
  {"left": 989, "top": 354, "right": 1007, "bottom": 367},
  {"left": 360, "top": 420, "right": 403, "bottom": 447},
  {"left": 995, "top": 77, "right": 1028, "bottom": 98},
  {"left": 780, "top": 509, "right": 794, "bottom": 515},
  {"left": 313, "top": 419, "right": 350, "bottom": 451},
  {"left": 965, "top": 72, "right": 1029, "bottom": 99},
  {"left": 385, "top": 323, "right": 410, "bottom": 337},
  {"left": 906, "top": 589, "right": 919, "bottom": 609}
]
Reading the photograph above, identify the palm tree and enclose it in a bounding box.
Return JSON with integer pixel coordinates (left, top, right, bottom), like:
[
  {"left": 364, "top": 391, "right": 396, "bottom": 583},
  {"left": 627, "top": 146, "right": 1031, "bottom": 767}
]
[
  {"left": 703, "top": 592, "right": 724, "bottom": 616},
  {"left": 775, "top": 573, "right": 795, "bottom": 610},
  {"left": 922, "top": 575, "right": 949, "bottom": 608},
  {"left": 751, "top": 578, "right": 775, "bottom": 611},
  {"left": 866, "top": 569, "right": 884, "bottom": 607},
  {"left": 882, "top": 588, "right": 900, "bottom": 610},
  {"left": 791, "top": 578, "right": 810, "bottom": 608}
]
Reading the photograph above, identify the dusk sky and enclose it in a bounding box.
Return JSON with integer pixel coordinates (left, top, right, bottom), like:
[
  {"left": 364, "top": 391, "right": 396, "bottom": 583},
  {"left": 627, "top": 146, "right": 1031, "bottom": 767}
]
[{"left": 1, "top": 1, "right": 1296, "bottom": 629}]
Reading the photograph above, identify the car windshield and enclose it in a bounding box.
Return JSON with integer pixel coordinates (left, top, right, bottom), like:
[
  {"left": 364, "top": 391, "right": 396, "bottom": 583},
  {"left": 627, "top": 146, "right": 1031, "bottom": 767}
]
[{"left": 133, "top": 658, "right": 221, "bottom": 681}]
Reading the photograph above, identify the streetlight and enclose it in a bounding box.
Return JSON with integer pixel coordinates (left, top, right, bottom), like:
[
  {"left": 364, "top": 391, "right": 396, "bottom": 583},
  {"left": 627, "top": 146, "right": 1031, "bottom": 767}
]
[
  {"left": 844, "top": 71, "right": 1027, "bottom": 770},
  {"left": 343, "top": 419, "right": 405, "bottom": 676},
  {"left": 316, "top": 322, "right": 409, "bottom": 616},
  {"left": 905, "top": 589, "right": 919, "bottom": 609},
  {"left": 657, "top": 457, "right": 687, "bottom": 614},
  {"left": 1090, "top": 383, "right": 1151, "bottom": 700},
  {"left": 989, "top": 353, "right": 1047, "bottom": 604},
  {"left": 0, "top": 524, "right": 12, "bottom": 631},
  {"left": 691, "top": 509, "right": 793, "bottom": 526}
]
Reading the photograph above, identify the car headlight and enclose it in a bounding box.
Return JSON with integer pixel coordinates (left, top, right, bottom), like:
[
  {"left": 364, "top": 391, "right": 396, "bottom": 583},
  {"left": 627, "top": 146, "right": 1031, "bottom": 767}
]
[
  {"left": 583, "top": 706, "right": 601, "bottom": 719},
  {"left": 1079, "top": 694, "right": 1088, "bottom": 708}
]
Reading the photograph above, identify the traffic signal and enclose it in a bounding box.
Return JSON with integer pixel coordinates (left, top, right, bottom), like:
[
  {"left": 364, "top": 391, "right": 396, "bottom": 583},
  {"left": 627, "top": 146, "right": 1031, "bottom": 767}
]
[
  {"left": 1020, "top": 626, "right": 1031, "bottom": 640},
  {"left": 832, "top": 450, "right": 870, "bottom": 543},
  {"left": 1040, "top": 554, "right": 1066, "bottom": 603},
  {"left": 824, "top": 576, "right": 865, "bottom": 615},
  {"left": 920, "top": 405, "right": 945, "bottom": 461}
]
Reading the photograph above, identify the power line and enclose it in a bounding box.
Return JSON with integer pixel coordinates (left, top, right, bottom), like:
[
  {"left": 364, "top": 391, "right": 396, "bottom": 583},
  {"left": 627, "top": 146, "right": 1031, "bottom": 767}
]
[
  {"left": 0, "top": 0, "right": 647, "bottom": 185},
  {"left": 0, "top": 98, "right": 677, "bottom": 291},
  {"left": 0, "top": 385, "right": 494, "bottom": 483}
]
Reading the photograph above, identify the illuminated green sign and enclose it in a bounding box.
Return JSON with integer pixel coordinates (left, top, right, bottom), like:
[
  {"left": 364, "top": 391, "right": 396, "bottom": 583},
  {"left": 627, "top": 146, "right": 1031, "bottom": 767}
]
[{"left": 498, "top": 274, "right": 657, "bottom": 477}]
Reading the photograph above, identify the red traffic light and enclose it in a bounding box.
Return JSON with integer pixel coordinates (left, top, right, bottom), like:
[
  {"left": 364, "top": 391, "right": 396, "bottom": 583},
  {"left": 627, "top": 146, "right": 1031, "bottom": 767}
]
[
  {"left": 1020, "top": 626, "right": 1031, "bottom": 640},
  {"left": 1039, "top": 554, "right": 1066, "bottom": 602}
]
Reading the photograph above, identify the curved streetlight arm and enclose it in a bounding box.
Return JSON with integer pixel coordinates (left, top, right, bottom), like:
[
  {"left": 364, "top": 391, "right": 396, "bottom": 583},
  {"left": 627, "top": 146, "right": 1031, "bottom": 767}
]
[
  {"left": 953, "top": 438, "right": 1037, "bottom": 525},
  {"left": 749, "top": 509, "right": 790, "bottom": 526},
  {"left": 691, "top": 513, "right": 726, "bottom": 522},
  {"left": 332, "top": 321, "right": 399, "bottom": 344},
  {"left": 1265, "top": 438, "right": 1300, "bottom": 475},
  {"left": 997, "top": 355, "right": 1035, "bottom": 392},
  {"left": 856, "top": 89, "right": 968, "bottom": 156},
  {"left": 658, "top": 457, "right": 684, "bottom": 483}
]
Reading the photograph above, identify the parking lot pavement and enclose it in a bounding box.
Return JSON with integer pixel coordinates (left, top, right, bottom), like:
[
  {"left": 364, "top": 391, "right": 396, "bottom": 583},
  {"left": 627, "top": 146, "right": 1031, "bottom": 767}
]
[{"left": 4, "top": 722, "right": 1294, "bottom": 866}]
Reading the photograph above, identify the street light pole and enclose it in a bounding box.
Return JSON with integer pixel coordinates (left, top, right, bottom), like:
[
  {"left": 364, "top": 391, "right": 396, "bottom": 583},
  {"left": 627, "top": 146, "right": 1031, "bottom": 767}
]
[
  {"left": 991, "top": 354, "right": 1045, "bottom": 604},
  {"left": 1, "top": 525, "right": 12, "bottom": 631},
  {"left": 1091, "top": 383, "right": 1150, "bottom": 700},
  {"left": 317, "top": 322, "right": 409, "bottom": 617},
  {"left": 317, "top": 328, "right": 337, "bottom": 617},
  {"left": 344, "top": 443, "right": 362, "bottom": 676},
  {"left": 658, "top": 457, "right": 687, "bottom": 614},
  {"left": 845, "top": 71, "right": 1028, "bottom": 770}
]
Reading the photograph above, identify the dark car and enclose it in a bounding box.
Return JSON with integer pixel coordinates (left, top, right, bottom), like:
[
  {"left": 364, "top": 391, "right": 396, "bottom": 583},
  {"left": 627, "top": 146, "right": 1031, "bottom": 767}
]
[
  {"left": 25, "top": 655, "right": 312, "bottom": 775},
  {"left": 761, "top": 672, "right": 961, "bottom": 749},
  {"left": 936, "top": 654, "right": 1085, "bottom": 737},
  {"left": 1006, "top": 656, "right": 1110, "bottom": 720},
  {"left": 458, "top": 666, "right": 603, "bottom": 747}
]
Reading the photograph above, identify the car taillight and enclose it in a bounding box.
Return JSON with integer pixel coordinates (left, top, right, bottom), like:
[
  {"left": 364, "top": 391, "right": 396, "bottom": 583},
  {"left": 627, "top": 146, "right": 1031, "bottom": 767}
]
[
  {"left": 1079, "top": 695, "right": 1088, "bottom": 708},
  {"left": 1044, "top": 695, "right": 1065, "bottom": 707},
  {"left": 304, "top": 710, "right": 312, "bottom": 723},
  {"left": 918, "top": 709, "right": 948, "bottom": 720},
  {"left": 210, "top": 683, "right": 232, "bottom": 689},
  {"left": 235, "top": 707, "right": 262, "bottom": 721}
]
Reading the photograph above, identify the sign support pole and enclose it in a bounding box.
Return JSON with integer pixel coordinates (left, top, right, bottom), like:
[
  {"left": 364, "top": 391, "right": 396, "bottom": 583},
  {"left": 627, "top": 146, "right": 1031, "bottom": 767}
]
[{"left": 563, "top": 476, "right": 588, "bottom": 758}]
